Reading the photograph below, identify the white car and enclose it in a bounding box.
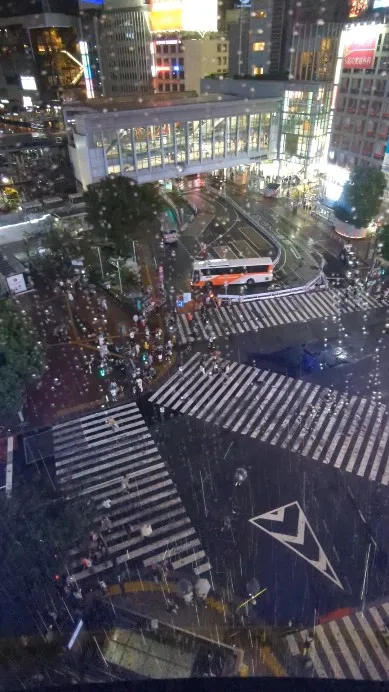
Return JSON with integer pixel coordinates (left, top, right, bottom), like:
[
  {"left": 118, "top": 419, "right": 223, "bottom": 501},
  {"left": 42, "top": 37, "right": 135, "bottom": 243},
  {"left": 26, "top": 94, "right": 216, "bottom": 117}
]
[{"left": 163, "top": 229, "right": 178, "bottom": 244}]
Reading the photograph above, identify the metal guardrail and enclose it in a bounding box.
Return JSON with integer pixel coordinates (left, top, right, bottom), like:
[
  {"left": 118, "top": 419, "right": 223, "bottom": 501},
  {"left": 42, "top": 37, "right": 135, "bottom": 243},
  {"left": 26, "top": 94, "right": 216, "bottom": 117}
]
[
  {"left": 220, "top": 274, "right": 329, "bottom": 303},
  {"left": 216, "top": 192, "right": 282, "bottom": 267}
]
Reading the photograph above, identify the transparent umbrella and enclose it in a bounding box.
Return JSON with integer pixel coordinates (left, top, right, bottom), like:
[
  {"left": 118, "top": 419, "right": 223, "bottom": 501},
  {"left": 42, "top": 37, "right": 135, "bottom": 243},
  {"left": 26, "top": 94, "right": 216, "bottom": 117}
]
[{"left": 195, "top": 578, "right": 211, "bottom": 600}]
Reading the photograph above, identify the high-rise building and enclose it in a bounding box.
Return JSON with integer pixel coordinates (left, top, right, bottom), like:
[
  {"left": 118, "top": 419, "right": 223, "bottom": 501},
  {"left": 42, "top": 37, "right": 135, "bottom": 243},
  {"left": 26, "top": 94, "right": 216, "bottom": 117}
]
[
  {"left": 0, "top": 0, "right": 83, "bottom": 105},
  {"left": 248, "top": 0, "right": 349, "bottom": 77},
  {"left": 82, "top": 0, "right": 154, "bottom": 97},
  {"left": 225, "top": 5, "right": 250, "bottom": 77},
  {"left": 154, "top": 35, "right": 229, "bottom": 95}
]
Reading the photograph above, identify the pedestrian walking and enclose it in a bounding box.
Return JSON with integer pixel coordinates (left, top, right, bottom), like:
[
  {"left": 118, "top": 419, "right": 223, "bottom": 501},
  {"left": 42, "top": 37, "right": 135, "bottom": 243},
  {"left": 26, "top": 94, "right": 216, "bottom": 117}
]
[
  {"left": 200, "top": 364, "right": 206, "bottom": 376},
  {"left": 136, "top": 377, "right": 143, "bottom": 393},
  {"left": 98, "top": 579, "right": 108, "bottom": 595},
  {"left": 133, "top": 313, "right": 139, "bottom": 327},
  {"left": 135, "top": 343, "right": 140, "bottom": 356},
  {"left": 144, "top": 341, "right": 150, "bottom": 351},
  {"left": 145, "top": 326, "right": 150, "bottom": 339},
  {"left": 67, "top": 291, "right": 74, "bottom": 302},
  {"left": 106, "top": 417, "right": 120, "bottom": 432},
  {"left": 101, "top": 515, "right": 112, "bottom": 532},
  {"left": 81, "top": 557, "right": 92, "bottom": 570},
  {"left": 148, "top": 353, "right": 154, "bottom": 366},
  {"left": 166, "top": 598, "right": 178, "bottom": 615},
  {"left": 178, "top": 365, "right": 183, "bottom": 375},
  {"left": 100, "top": 297, "right": 108, "bottom": 312},
  {"left": 102, "top": 498, "right": 112, "bottom": 510}
]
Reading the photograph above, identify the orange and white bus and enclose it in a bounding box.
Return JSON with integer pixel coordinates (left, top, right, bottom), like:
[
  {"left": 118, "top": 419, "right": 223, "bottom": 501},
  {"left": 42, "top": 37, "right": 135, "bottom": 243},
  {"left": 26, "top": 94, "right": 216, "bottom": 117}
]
[{"left": 191, "top": 257, "right": 273, "bottom": 289}]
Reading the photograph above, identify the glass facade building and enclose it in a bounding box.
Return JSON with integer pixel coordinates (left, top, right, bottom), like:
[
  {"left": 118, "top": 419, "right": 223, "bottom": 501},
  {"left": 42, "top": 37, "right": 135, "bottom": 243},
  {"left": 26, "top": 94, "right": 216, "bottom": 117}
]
[
  {"left": 65, "top": 95, "right": 281, "bottom": 187},
  {"left": 280, "top": 84, "right": 333, "bottom": 175}
]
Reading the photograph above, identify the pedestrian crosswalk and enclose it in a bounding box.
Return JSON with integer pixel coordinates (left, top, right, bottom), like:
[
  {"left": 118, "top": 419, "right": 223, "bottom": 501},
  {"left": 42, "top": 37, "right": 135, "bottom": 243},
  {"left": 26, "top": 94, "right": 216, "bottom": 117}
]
[
  {"left": 285, "top": 600, "right": 389, "bottom": 680},
  {"left": 149, "top": 353, "right": 389, "bottom": 485},
  {"left": 176, "top": 288, "right": 387, "bottom": 345},
  {"left": 53, "top": 403, "right": 211, "bottom": 582}
]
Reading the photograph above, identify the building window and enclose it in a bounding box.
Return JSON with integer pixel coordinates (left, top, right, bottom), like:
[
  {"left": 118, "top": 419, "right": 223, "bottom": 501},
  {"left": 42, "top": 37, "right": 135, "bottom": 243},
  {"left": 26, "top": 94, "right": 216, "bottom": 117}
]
[
  {"left": 164, "top": 58, "right": 169, "bottom": 65},
  {"left": 180, "top": 84, "right": 185, "bottom": 91},
  {"left": 252, "top": 42, "right": 265, "bottom": 52},
  {"left": 252, "top": 10, "right": 267, "bottom": 18},
  {"left": 172, "top": 83, "right": 177, "bottom": 91},
  {"left": 156, "top": 45, "right": 161, "bottom": 53},
  {"left": 223, "top": 56, "right": 227, "bottom": 65},
  {"left": 252, "top": 66, "right": 263, "bottom": 76},
  {"left": 217, "top": 57, "right": 222, "bottom": 66},
  {"left": 156, "top": 58, "right": 161, "bottom": 66},
  {"left": 179, "top": 57, "right": 184, "bottom": 66},
  {"left": 217, "top": 43, "right": 221, "bottom": 51},
  {"left": 165, "top": 84, "right": 170, "bottom": 91},
  {"left": 170, "top": 45, "right": 176, "bottom": 53},
  {"left": 163, "top": 45, "right": 169, "bottom": 54}
]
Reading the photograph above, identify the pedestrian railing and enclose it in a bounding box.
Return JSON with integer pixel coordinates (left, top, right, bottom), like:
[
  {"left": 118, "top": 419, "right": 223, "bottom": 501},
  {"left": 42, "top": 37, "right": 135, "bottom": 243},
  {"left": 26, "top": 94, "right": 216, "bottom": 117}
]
[{"left": 220, "top": 274, "right": 328, "bottom": 303}]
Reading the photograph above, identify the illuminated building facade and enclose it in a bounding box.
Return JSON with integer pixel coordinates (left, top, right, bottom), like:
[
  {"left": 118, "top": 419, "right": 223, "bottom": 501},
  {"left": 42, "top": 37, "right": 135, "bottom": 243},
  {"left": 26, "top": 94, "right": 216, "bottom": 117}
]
[
  {"left": 154, "top": 36, "right": 228, "bottom": 94},
  {"left": 150, "top": 0, "right": 218, "bottom": 33},
  {"left": 0, "top": 6, "right": 83, "bottom": 105},
  {"left": 329, "top": 22, "right": 389, "bottom": 171},
  {"left": 63, "top": 93, "right": 280, "bottom": 188}
]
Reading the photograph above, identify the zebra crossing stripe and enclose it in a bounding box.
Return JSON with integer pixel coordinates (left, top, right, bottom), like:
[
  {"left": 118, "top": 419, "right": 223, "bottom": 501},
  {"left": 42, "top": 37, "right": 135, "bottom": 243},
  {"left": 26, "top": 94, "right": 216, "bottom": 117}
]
[
  {"left": 285, "top": 601, "right": 389, "bottom": 680},
  {"left": 150, "top": 357, "right": 389, "bottom": 484},
  {"left": 175, "top": 289, "right": 388, "bottom": 345},
  {"left": 53, "top": 401, "right": 210, "bottom": 581}
]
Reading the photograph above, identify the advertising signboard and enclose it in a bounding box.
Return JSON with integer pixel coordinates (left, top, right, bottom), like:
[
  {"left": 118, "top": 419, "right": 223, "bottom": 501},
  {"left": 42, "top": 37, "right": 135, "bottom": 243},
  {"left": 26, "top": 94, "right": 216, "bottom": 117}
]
[
  {"left": 343, "top": 27, "right": 377, "bottom": 69},
  {"left": 373, "top": 0, "right": 389, "bottom": 8},
  {"left": 6, "top": 273, "right": 26, "bottom": 294}
]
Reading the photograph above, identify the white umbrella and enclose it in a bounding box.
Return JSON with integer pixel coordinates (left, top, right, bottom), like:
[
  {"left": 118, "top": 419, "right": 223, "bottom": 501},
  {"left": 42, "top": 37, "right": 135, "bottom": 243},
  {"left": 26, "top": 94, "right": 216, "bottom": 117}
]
[
  {"left": 140, "top": 523, "right": 152, "bottom": 537},
  {"left": 195, "top": 578, "right": 211, "bottom": 600}
]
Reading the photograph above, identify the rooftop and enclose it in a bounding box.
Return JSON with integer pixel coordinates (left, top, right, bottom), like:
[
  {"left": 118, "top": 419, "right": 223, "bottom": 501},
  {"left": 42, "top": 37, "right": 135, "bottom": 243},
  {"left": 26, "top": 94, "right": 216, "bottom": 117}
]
[{"left": 64, "top": 92, "right": 242, "bottom": 114}]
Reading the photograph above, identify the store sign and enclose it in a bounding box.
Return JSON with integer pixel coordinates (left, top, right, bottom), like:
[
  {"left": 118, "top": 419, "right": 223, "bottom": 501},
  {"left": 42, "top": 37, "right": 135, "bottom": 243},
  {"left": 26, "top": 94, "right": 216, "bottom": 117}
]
[
  {"left": 150, "top": 0, "right": 217, "bottom": 32},
  {"left": 343, "top": 28, "right": 377, "bottom": 69},
  {"left": 6, "top": 274, "right": 26, "bottom": 294}
]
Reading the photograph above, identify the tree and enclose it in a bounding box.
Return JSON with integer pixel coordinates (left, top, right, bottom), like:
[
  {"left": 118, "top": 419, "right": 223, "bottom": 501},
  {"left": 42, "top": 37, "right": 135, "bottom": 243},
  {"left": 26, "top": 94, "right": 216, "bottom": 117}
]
[
  {"left": 0, "top": 473, "right": 95, "bottom": 624},
  {"left": 0, "top": 298, "right": 45, "bottom": 416},
  {"left": 29, "top": 220, "right": 94, "bottom": 282},
  {"left": 83, "top": 175, "right": 164, "bottom": 256},
  {"left": 379, "top": 224, "right": 389, "bottom": 262},
  {"left": 334, "top": 166, "right": 386, "bottom": 228}
]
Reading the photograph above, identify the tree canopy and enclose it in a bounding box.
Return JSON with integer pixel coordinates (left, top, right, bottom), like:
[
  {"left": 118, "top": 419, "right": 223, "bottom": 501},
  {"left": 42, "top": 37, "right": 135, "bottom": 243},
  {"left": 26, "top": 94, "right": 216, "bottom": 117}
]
[
  {"left": 0, "top": 298, "right": 45, "bottom": 416},
  {"left": 379, "top": 224, "right": 389, "bottom": 262},
  {"left": 83, "top": 176, "right": 164, "bottom": 256},
  {"left": 334, "top": 166, "right": 386, "bottom": 228},
  {"left": 0, "top": 473, "right": 95, "bottom": 630}
]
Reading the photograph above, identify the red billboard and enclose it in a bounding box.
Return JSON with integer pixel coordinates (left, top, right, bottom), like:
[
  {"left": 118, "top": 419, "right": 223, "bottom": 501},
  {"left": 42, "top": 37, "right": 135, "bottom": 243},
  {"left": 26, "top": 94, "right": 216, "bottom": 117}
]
[{"left": 343, "top": 29, "right": 377, "bottom": 69}]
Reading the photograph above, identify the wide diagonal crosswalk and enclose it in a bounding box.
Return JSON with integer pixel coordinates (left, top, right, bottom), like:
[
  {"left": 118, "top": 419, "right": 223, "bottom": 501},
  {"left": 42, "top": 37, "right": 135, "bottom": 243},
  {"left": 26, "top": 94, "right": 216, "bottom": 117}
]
[
  {"left": 176, "top": 288, "right": 387, "bottom": 345},
  {"left": 285, "top": 600, "right": 389, "bottom": 680},
  {"left": 149, "top": 354, "right": 389, "bottom": 485},
  {"left": 53, "top": 403, "right": 210, "bottom": 582}
]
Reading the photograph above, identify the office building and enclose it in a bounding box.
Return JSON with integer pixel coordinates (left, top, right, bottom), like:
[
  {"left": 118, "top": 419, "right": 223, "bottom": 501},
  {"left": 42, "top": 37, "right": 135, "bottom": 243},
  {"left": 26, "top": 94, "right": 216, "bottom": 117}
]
[
  {"left": 225, "top": 5, "right": 250, "bottom": 76},
  {"left": 329, "top": 21, "right": 389, "bottom": 180},
  {"left": 80, "top": 0, "right": 154, "bottom": 97},
  {"left": 63, "top": 92, "right": 280, "bottom": 188},
  {"left": 154, "top": 35, "right": 228, "bottom": 94},
  {"left": 0, "top": 2, "right": 82, "bottom": 105},
  {"left": 248, "top": 0, "right": 349, "bottom": 77}
]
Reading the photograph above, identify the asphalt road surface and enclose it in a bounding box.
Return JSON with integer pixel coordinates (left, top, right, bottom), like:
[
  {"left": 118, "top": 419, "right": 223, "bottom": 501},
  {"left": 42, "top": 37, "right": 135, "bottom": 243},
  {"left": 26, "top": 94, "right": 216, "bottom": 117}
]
[{"left": 143, "top": 302, "right": 389, "bottom": 629}]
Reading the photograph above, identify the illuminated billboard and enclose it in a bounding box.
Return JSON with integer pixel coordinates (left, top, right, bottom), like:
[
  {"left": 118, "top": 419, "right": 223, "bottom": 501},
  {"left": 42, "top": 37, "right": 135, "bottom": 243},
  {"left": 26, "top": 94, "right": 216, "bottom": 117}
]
[
  {"left": 343, "top": 27, "right": 377, "bottom": 69},
  {"left": 150, "top": 0, "right": 218, "bottom": 32},
  {"left": 348, "top": 0, "right": 368, "bottom": 18},
  {"left": 373, "top": 0, "right": 389, "bottom": 7}
]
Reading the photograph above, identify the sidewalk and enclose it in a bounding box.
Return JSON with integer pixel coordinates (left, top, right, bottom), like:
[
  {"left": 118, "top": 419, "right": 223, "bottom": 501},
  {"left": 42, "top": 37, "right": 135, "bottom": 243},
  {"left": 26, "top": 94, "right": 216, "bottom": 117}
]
[{"left": 106, "top": 579, "right": 286, "bottom": 678}]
